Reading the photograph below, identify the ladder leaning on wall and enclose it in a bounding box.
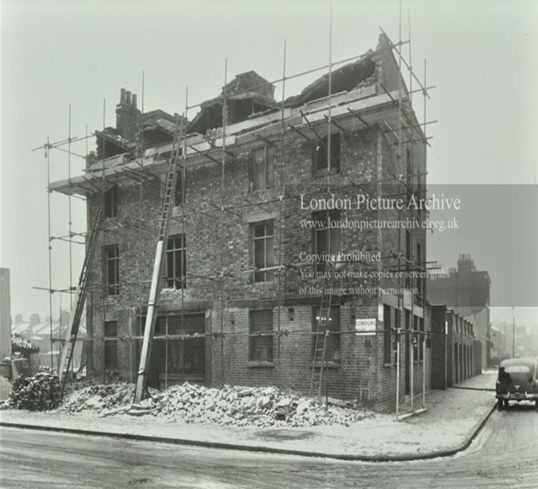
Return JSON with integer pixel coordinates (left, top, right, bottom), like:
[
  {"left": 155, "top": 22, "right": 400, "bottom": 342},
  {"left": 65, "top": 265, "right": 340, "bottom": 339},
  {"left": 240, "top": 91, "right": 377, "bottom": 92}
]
[
  {"left": 59, "top": 207, "right": 103, "bottom": 396},
  {"left": 134, "top": 115, "right": 184, "bottom": 404},
  {"left": 309, "top": 261, "right": 336, "bottom": 402}
]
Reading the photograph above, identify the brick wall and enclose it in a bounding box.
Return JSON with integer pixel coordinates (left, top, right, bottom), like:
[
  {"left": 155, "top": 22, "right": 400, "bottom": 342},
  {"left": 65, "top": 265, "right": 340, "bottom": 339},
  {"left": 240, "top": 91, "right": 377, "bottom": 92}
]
[{"left": 83, "top": 37, "right": 431, "bottom": 410}]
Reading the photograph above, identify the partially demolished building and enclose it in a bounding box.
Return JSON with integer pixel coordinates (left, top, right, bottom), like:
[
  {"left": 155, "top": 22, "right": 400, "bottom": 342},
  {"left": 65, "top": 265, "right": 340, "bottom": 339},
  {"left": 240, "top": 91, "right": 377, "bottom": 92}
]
[{"left": 50, "top": 33, "right": 431, "bottom": 410}]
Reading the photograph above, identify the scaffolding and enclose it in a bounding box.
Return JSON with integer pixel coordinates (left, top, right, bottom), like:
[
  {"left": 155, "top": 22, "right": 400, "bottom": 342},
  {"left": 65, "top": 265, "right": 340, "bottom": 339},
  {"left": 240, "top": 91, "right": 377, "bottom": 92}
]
[{"left": 36, "top": 7, "right": 438, "bottom": 414}]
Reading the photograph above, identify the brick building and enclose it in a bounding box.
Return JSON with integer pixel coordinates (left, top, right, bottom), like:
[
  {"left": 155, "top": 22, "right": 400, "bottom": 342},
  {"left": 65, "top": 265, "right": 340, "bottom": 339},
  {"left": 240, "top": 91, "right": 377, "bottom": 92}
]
[
  {"left": 430, "top": 305, "right": 481, "bottom": 390},
  {"left": 428, "top": 254, "right": 491, "bottom": 369},
  {"left": 50, "top": 33, "right": 430, "bottom": 411}
]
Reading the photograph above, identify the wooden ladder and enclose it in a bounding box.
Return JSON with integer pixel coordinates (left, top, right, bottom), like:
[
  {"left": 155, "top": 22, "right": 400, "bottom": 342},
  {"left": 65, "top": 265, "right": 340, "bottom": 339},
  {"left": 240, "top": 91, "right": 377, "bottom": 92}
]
[
  {"left": 134, "top": 115, "right": 184, "bottom": 403},
  {"left": 59, "top": 207, "right": 103, "bottom": 395},
  {"left": 309, "top": 263, "right": 335, "bottom": 401}
]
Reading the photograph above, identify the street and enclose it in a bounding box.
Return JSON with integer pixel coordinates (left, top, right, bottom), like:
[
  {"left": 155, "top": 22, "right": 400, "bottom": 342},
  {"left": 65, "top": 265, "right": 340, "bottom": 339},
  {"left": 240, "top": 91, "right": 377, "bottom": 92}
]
[{"left": 1, "top": 404, "right": 537, "bottom": 489}]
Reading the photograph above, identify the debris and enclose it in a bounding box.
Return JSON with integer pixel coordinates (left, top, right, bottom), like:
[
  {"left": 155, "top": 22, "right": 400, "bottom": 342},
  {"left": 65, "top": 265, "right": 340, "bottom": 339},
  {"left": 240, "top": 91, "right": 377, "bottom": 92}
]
[
  {"left": 5, "top": 373, "right": 61, "bottom": 411},
  {"left": 58, "top": 381, "right": 374, "bottom": 428}
]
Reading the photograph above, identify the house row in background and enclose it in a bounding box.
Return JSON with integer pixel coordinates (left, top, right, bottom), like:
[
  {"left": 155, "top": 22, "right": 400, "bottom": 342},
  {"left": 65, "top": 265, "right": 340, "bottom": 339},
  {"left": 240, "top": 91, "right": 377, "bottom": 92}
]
[{"left": 10, "top": 312, "right": 86, "bottom": 371}]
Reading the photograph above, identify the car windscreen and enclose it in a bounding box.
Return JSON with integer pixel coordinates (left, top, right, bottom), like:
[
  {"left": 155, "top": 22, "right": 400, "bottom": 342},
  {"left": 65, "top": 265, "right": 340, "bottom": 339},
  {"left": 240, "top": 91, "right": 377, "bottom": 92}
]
[{"left": 505, "top": 366, "right": 531, "bottom": 374}]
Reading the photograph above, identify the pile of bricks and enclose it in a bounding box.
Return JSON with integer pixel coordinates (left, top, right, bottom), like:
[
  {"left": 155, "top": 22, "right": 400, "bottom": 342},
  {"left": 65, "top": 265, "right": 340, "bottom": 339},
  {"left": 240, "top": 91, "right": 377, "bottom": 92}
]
[
  {"left": 146, "top": 383, "right": 370, "bottom": 427},
  {"left": 60, "top": 382, "right": 136, "bottom": 413},
  {"left": 60, "top": 381, "right": 372, "bottom": 427},
  {"left": 5, "top": 372, "right": 61, "bottom": 411}
]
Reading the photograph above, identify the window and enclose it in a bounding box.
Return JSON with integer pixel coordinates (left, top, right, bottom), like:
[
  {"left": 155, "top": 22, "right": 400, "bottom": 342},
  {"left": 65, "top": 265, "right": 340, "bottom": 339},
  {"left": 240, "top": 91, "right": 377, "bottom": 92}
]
[
  {"left": 406, "top": 147, "right": 413, "bottom": 200},
  {"left": 166, "top": 235, "right": 186, "bottom": 289},
  {"left": 250, "top": 146, "right": 274, "bottom": 191},
  {"left": 104, "top": 321, "right": 118, "bottom": 370},
  {"left": 312, "top": 133, "right": 340, "bottom": 176},
  {"left": 312, "top": 306, "right": 340, "bottom": 364},
  {"left": 383, "top": 305, "right": 392, "bottom": 364},
  {"left": 405, "top": 230, "right": 411, "bottom": 288},
  {"left": 104, "top": 245, "right": 120, "bottom": 296},
  {"left": 416, "top": 242, "right": 422, "bottom": 294},
  {"left": 249, "top": 309, "right": 273, "bottom": 363},
  {"left": 252, "top": 221, "right": 275, "bottom": 283},
  {"left": 419, "top": 318, "right": 425, "bottom": 362},
  {"left": 155, "top": 314, "right": 205, "bottom": 376},
  {"left": 313, "top": 211, "right": 341, "bottom": 273},
  {"left": 413, "top": 315, "right": 419, "bottom": 363},
  {"left": 394, "top": 308, "right": 401, "bottom": 364},
  {"left": 104, "top": 186, "right": 118, "bottom": 218}
]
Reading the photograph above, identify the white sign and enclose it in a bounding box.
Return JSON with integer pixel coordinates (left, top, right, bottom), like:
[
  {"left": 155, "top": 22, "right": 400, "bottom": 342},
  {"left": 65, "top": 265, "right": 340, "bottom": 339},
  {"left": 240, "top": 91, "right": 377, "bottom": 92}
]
[{"left": 355, "top": 318, "right": 376, "bottom": 335}]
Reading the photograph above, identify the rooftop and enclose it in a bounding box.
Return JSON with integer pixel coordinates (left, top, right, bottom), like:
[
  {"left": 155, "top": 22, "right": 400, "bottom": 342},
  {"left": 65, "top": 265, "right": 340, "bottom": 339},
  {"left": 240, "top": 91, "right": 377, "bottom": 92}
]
[{"left": 50, "top": 33, "right": 424, "bottom": 197}]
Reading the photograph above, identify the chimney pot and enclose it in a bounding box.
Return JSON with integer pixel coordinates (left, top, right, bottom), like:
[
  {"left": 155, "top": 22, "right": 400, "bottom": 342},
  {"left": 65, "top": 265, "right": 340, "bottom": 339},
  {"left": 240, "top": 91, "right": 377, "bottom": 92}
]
[
  {"left": 126, "top": 91, "right": 132, "bottom": 105},
  {"left": 132, "top": 93, "right": 137, "bottom": 109},
  {"left": 120, "top": 88, "right": 126, "bottom": 104}
]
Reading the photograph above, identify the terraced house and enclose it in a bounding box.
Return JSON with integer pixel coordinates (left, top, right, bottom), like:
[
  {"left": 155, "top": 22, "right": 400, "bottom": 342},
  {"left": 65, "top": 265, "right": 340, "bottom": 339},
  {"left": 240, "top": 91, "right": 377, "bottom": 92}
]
[{"left": 51, "top": 33, "right": 431, "bottom": 410}]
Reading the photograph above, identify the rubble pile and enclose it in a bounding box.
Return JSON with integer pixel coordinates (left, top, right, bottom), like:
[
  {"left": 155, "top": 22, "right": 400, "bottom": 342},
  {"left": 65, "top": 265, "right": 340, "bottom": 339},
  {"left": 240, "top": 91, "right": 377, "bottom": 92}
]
[
  {"left": 60, "top": 381, "right": 372, "bottom": 427},
  {"left": 60, "top": 383, "right": 136, "bottom": 413},
  {"left": 6, "top": 373, "right": 61, "bottom": 411},
  {"left": 148, "top": 383, "right": 370, "bottom": 427}
]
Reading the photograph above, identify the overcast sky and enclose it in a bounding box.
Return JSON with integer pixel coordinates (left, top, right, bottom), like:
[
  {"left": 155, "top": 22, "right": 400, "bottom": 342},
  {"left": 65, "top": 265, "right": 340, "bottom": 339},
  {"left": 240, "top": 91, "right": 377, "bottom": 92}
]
[{"left": 1, "top": 0, "right": 537, "bottom": 328}]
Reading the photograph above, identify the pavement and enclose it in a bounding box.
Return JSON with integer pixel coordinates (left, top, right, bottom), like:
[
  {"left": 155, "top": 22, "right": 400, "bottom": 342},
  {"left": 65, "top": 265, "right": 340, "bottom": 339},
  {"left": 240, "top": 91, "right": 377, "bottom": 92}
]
[{"left": 0, "top": 371, "right": 498, "bottom": 462}]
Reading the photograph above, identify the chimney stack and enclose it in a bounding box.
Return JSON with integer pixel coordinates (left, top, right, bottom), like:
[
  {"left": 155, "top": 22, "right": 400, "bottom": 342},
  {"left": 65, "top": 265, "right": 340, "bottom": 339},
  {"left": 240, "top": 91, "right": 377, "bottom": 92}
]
[
  {"left": 116, "top": 87, "right": 141, "bottom": 141},
  {"left": 29, "top": 314, "right": 40, "bottom": 327}
]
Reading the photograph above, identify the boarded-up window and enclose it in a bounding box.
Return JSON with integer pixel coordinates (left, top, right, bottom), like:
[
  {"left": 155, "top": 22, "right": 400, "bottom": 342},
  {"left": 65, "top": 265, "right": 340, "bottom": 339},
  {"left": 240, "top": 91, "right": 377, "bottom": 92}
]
[
  {"left": 249, "top": 309, "right": 273, "bottom": 362},
  {"left": 252, "top": 221, "right": 275, "bottom": 282},
  {"left": 104, "top": 321, "right": 118, "bottom": 370},
  {"left": 312, "top": 306, "right": 340, "bottom": 363}
]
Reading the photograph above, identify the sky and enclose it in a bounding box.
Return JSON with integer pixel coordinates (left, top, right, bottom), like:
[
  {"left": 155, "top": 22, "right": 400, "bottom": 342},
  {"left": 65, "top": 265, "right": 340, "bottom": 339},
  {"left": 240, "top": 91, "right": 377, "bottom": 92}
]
[{"left": 1, "top": 0, "right": 537, "bottom": 329}]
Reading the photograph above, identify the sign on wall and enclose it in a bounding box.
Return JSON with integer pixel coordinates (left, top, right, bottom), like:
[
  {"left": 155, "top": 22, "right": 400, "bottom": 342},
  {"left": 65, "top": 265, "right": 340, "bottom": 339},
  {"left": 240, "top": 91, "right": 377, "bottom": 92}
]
[{"left": 355, "top": 318, "right": 376, "bottom": 335}]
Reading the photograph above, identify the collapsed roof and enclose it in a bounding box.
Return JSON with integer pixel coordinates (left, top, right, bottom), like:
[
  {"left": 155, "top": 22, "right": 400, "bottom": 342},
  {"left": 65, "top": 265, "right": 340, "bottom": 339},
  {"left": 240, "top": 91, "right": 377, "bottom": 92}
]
[{"left": 51, "top": 32, "right": 423, "bottom": 196}]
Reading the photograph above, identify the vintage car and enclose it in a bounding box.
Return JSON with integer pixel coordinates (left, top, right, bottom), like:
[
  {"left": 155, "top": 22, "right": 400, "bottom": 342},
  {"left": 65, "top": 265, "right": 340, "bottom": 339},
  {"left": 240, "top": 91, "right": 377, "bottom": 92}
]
[{"left": 496, "top": 357, "right": 538, "bottom": 409}]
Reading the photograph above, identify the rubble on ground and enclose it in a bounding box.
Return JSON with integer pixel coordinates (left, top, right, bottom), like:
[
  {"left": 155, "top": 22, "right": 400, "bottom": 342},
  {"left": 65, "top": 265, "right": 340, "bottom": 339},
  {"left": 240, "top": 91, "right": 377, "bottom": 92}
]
[
  {"left": 4, "top": 372, "right": 61, "bottom": 411},
  {"left": 59, "top": 381, "right": 374, "bottom": 427}
]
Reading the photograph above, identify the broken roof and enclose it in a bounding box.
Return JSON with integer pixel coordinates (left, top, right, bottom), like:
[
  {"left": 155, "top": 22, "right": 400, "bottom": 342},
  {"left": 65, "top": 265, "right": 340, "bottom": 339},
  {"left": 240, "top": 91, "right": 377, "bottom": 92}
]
[{"left": 51, "top": 32, "right": 423, "bottom": 196}]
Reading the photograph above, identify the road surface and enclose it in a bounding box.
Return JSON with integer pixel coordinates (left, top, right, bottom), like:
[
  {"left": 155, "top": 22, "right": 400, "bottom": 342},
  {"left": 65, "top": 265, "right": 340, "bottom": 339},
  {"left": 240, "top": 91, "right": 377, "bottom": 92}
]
[{"left": 1, "top": 404, "right": 537, "bottom": 488}]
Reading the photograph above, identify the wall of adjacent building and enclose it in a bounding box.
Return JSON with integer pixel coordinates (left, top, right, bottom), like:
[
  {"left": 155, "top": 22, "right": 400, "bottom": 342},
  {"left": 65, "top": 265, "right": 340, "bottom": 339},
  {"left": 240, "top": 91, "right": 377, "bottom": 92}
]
[{"left": 0, "top": 268, "right": 11, "bottom": 361}]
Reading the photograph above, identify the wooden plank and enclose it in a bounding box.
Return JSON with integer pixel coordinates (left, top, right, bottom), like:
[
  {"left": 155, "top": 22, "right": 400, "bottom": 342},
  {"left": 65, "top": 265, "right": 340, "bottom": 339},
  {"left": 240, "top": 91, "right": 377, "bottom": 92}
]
[{"left": 302, "top": 85, "right": 377, "bottom": 115}]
